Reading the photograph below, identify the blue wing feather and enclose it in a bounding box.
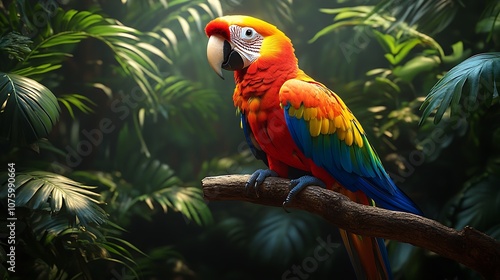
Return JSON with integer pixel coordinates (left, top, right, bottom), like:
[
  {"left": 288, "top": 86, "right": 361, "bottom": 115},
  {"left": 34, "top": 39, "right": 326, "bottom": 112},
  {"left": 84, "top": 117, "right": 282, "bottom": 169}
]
[
  {"left": 340, "top": 142, "right": 352, "bottom": 173},
  {"left": 241, "top": 113, "right": 268, "bottom": 166},
  {"left": 281, "top": 85, "right": 422, "bottom": 215}
]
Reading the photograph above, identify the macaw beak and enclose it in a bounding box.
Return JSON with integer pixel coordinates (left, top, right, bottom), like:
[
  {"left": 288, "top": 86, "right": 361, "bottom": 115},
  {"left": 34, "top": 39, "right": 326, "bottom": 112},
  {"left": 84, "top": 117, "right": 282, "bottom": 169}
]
[{"left": 206, "top": 35, "right": 245, "bottom": 79}]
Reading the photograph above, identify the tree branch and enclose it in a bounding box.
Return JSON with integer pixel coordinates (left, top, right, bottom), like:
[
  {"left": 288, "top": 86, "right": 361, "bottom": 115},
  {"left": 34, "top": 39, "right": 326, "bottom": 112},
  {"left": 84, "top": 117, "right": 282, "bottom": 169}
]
[{"left": 202, "top": 175, "right": 500, "bottom": 279}]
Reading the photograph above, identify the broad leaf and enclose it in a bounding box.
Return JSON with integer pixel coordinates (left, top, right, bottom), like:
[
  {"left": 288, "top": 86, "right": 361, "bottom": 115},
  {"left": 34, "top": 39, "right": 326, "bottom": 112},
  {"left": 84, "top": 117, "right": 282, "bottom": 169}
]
[
  {"left": 249, "top": 209, "right": 323, "bottom": 265},
  {"left": 57, "top": 94, "right": 95, "bottom": 119},
  {"left": 393, "top": 55, "right": 440, "bottom": 82},
  {"left": 80, "top": 127, "right": 213, "bottom": 226},
  {"left": 0, "top": 171, "right": 108, "bottom": 226},
  {"left": 0, "top": 72, "right": 60, "bottom": 145},
  {"left": 138, "top": 186, "right": 212, "bottom": 226},
  {"left": 420, "top": 52, "right": 500, "bottom": 124},
  {"left": 372, "top": 0, "right": 459, "bottom": 35},
  {"left": 157, "top": 75, "right": 220, "bottom": 131},
  {"left": 444, "top": 173, "right": 500, "bottom": 231},
  {"left": 310, "top": 6, "right": 394, "bottom": 43},
  {"left": 475, "top": 1, "right": 500, "bottom": 41},
  {"left": 12, "top": 10, "right": 170, "bottom": 111},
  {"left": 0, "top": 32, "right": 32, "bottom": 61},
  {"left": 120, "top": 153, "right": 212, "bottom": 226},
  {"left": 311, "top": 5, "right": 445, "bottom": 58},
  {"left": 372, "top": 30, "right": 423, "bottom": 65}
]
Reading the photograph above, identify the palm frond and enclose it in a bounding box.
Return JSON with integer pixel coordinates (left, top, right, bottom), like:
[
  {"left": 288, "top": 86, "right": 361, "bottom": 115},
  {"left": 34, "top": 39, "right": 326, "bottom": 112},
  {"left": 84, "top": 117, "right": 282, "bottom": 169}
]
[
  {"left": 419, "top": 52, "right": 500, "bottom": 124},
  {"left": 444, "top": 173, "right": 500, "bottom": 231},
  {"left": 392, "top": 41, "right": 469, "bottom": 82},
  {"left": 222, "top": 0, "right": 293, "bottom": 26},
  {"left": 30, "top": 215, "right": 141, "bottom": 279},
  {"left": 12, "top": 9, "right": 169, "bottom": 110},
  {"left": 249, "top": 209, "right": 323, "bottom": 265},
  {"left": 32, "top": 213, "right": 79, "bottom": 239},
  {"left": 119, "top": 0, "right": 223, "bottom": 56},
  {"left": 0, "top": 1, "right": 33, "bottom": 35},
  {"left": 475, "top": 0, "right": 500, "bottom": 41},
  {"left": 0, "top": 171, "right": 108, "bottom": 226},
  {"left": 120, "top": 245, "right": 196, "bottom": 279},
  {"left": 143, "top": 186, "right": 212, "bottom": 225},
  {"left": 387, "top": 242, "right": 418, "bottom": 274},
  {"left": 0, "top": 32, "right": 32, "bottom": 62},
  {"left": 57, "top": 94, "right": 95, "bottom": 119},
  {"left": 309, "top": 6, "right": 395, "bottom": 43},
  {"left": 371, "top": 30, "right": 424, "bottom": 65},
  {"left": 0, "top": 72, "right": 60, "bottom": 145},
  {"left": 117, "top": 152, "right": 213, "bottom": 226},
  {"left": 157, "top": 75, "right": 220, "bottom": 131},
  {"left": 76, "top": 128, "right": 213, "bottom": 226},
  {"left": 310, "top": 5, "right": 445, "bottom": 58},
  {"left": 123, "top": 0, "right": 222, "bottom": 32},
  {"left": 372, "top": 0, "right": 460, "bottom": 35},
  {"left": 211, "top": 217, "right": 248, "bottom": 248}
]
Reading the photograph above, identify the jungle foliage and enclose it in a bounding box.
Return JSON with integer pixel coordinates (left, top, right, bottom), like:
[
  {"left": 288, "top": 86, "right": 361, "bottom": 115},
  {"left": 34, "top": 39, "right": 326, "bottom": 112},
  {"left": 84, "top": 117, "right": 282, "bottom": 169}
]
[{"left": 0, "top": 0, "right": 498, "bottom": 279}]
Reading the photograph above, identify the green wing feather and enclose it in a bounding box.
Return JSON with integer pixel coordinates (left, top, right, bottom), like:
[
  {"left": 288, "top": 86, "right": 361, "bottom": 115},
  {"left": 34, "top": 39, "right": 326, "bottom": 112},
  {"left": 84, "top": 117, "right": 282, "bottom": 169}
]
[{"left": 280, "top": 78, "right": 422, "bottom": 214}]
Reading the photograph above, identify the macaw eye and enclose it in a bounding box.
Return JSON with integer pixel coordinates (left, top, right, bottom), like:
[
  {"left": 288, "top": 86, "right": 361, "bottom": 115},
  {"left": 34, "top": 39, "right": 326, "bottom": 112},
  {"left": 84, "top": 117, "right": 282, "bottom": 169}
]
[{"left": 241, "top": 27, "right": 257, "bottom": 40}]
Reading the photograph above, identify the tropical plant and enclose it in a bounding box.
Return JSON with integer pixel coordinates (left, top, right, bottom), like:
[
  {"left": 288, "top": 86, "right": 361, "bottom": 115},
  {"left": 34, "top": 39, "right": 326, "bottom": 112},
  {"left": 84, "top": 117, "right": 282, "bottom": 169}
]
[
  {"left": 0, "top": 0, "right": 222, "bottom": 278},
  {"left": 1, "top": 0, "right": 497, "bottom": 279}
]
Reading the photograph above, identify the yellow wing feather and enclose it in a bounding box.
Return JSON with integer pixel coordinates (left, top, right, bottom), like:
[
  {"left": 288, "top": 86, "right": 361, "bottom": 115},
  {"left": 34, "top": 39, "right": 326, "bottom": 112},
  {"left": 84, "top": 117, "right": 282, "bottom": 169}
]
[{"left": 280, "top": 79, "right": 365, "bottom": 149}]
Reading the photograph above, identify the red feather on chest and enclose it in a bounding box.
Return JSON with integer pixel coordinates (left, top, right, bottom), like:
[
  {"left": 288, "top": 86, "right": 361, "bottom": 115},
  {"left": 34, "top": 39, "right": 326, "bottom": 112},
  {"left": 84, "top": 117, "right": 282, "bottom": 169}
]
[{"left": 232, "top": 64, "right": 331, "bottom": 183}]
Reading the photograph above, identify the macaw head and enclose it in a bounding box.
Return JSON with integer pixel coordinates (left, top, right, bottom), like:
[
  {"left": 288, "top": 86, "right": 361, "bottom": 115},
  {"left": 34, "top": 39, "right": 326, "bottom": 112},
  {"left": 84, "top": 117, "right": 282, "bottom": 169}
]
[{"left": 205, "top": 15, "right": 295, "bottom": 79}]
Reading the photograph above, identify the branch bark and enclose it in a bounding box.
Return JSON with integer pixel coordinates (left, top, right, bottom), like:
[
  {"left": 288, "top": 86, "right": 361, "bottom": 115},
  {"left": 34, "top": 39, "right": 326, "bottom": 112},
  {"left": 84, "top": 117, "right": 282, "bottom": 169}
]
[{"left": 202, "top": 175, "right": 500, "bottom": 279}]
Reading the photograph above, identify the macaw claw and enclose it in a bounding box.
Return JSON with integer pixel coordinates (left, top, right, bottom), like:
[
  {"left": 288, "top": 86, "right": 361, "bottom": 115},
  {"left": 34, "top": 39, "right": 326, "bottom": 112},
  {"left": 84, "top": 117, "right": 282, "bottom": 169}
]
[
  {"left": 246, "top": 169, "right": 278, "bottom": 197},
  {"left": 283, "top": 175, "right": 326, "bottom": 211}
]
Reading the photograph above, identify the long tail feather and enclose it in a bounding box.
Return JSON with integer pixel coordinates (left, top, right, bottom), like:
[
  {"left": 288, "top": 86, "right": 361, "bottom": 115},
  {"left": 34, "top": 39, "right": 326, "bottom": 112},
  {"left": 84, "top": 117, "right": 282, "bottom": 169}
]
[{"left": 339, "top": 190, "right": 392, "bottom": 280}]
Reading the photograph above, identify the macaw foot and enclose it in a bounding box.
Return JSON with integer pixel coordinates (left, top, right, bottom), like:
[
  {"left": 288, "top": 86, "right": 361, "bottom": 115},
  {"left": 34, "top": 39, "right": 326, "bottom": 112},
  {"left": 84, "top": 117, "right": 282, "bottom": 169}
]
[
  {"left": 246, "top": 169, "right": 278, "bottom": 197},
  {"left": 283, "top": 176, "right": 326, "bottom": 210}
]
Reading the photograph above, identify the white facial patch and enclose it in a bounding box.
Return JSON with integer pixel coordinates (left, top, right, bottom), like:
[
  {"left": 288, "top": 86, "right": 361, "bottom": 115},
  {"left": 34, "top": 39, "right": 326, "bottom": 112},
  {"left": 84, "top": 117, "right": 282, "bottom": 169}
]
[{"left": 229, "top": 25, "right": 263, "bottom": 65}]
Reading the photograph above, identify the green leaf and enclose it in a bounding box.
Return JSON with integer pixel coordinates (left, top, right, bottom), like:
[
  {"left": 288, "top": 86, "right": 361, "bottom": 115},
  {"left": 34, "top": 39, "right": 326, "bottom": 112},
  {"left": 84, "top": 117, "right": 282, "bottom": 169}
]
[
  {"left": 57, "top": 94, "right": 95, "bottom": 119},
  {"left": 375, "top": 76, "right": 401, "bottom": 93},
  {"left": 372, "top": 0, "right": 459, "bottom": 35},
  {"left": 0, "top": 171, "right": 108, "bottom": 226},
  {"left": 31, "top": 212, "right": 81, "bottom": 238},
  {"left": 12, "top": 63, "right": 63, "bottom": 76},
  {"left": 207, "top": 0, "right": 223, "bottom": 17},
  {"left": 310, "top": 6, "right": 395, "bottom": 43},
  {"left": 372, "top": 30, "right": 396, "bottom": 54},
  {"left": 373, "top": 30, "right": 424, "bottom": 65},
  {"left": 445, "top": 173, "right": 500, "bottom": 231},
  {"left": 176, "top": 16, "right": 191, "bottom": 42},
  {"left": 419, "top": 52, "right": 500, "bottom": 125},
  {"left": 475, "top": 1, "right": 500, "bottom": 43},
  {"left": 441, "top": 41, "right": 469, "bottom": 64},
  {"left": 139, "top": 186, "right": 212, "bottom": 226},
  {"left": 476, "top": 15, "right": 500, "bottom": 37},
  {"left": 213, "top": 218, "right": 248, "bottom": 248},
  {"left": 110, "top": 131, "right": 213, "bottom": 226},
  {"left": 387, "top": 242, "right": 418, "bottom": 274},
  {"left": 366, "top": 68, "right": 390, "bottom": 76},
  {"left": 0, "top": 72, "right": 60, "bottom": 145},
  {"left": 12, "top": 9, "right": 170, "bottom": 110},
  {"left": 36, "top": 32, "right": 88, "bottom": 49},
  {"left": 249, "top": 209, "right": 324, "bottom": 266},
  {"left": 393, "top": 55, "right": 441, "bottom": 82},
  {"left": 391, "top": 38, "right": 422, "bottom": 65},
  {"left": 0, "top": 32, "right": 32, "bottom": 61},
  {"left": 156, "top": 75, "right": 220, "bottom": 132}
]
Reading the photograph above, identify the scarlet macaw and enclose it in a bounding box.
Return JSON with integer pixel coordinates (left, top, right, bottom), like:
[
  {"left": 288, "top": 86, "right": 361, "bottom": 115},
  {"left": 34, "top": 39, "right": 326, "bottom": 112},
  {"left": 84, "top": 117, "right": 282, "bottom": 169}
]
[{"left": 205, "top": 15, "right": 422, "bottom": 279}]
